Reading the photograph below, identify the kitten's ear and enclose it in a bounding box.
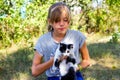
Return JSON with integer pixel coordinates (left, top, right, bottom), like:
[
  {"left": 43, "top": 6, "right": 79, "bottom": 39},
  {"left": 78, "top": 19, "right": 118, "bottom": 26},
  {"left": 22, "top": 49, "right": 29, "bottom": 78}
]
[
  {"left": 60, "top": 43, "right": 63, "bottom": 48},
  {"left": 60, "top": 43, "right": 62, "bottom": 46},
  {"left": 60, "top": 43, "right": 64, "bottom": 47}
]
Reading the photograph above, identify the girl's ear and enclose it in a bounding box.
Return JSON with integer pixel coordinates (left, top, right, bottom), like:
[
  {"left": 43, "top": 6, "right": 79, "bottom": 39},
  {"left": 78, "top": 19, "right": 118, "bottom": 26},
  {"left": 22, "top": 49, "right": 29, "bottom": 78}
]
[
  {"left": 48, "top": 19, "right": 52, "bottom": 25},
  {"left": 48, "top": 19, "right": 50, "bottom": 24}
]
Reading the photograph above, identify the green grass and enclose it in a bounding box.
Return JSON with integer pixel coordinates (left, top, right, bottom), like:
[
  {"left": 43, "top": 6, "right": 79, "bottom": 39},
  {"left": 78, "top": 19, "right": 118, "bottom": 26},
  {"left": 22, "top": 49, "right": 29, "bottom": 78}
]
[
  {"left": 0, "top": 33, "right": 120, "bottom": 80},
  {"left": 83, "top": 42, "right": 120, "bottom": 80}
]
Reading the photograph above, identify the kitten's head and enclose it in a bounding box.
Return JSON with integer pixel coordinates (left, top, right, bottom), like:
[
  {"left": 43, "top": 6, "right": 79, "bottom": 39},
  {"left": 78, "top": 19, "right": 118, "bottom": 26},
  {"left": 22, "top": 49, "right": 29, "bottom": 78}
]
[{"left": 59, "top": 43, "right": 73, "bottom": 56}]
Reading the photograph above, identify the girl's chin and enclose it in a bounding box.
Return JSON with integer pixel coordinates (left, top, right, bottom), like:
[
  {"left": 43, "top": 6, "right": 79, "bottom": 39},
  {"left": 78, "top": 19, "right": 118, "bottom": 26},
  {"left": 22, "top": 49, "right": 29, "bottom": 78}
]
[{"left": 58, "top": 30, "right": 67, "bottom": 34}]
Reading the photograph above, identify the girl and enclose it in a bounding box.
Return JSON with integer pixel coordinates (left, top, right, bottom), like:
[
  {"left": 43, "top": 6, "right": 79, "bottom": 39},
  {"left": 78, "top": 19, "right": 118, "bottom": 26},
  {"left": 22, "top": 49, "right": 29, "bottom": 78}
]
[{"left": 32, "top": 2, "right": 90, "bottom": 80}]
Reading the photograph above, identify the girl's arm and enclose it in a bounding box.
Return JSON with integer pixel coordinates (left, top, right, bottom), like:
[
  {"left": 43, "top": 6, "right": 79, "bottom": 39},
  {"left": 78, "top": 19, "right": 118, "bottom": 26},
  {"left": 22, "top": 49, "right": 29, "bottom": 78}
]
[
  {"left": 79, "top": 41, "right": 90, "bottom": 69},
  {"left": 32, "top": 51, "right": 54, "bottom": 77}
]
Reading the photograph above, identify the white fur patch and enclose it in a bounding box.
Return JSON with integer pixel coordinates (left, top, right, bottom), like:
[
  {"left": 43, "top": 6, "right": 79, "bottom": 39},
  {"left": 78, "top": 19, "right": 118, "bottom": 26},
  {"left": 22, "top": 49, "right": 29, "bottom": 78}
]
[{"left": 59, "top": 60, "right": 68, "bottom": 76}]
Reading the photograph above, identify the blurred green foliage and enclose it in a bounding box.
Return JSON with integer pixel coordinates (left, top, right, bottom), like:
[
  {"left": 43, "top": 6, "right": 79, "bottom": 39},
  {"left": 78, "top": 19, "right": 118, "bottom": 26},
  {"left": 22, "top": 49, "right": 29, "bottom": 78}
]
[
  {"left": 0, "top": 0, "right": 120, "bottom": 48},
  {"left": 110, "top": 32, "right": 120, "bottom": 43},
  {"left": 0, "top": 0, "right": 54, "bottom": 48}
]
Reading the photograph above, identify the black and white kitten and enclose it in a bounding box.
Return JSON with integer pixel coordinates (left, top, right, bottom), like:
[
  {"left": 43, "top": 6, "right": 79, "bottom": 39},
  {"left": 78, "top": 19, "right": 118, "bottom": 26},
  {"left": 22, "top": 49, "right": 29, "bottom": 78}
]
[{"left": 52, "top": 43, "right": 78, "bottom": 80}]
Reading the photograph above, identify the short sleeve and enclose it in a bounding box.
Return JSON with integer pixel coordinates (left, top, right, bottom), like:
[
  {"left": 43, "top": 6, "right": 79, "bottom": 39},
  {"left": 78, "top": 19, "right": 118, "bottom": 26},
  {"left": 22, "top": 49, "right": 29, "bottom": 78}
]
[
  {"left": 34, "top": 38, "right": 44, "bottom": 56},
  {"left": 78, "top": 31, "right": 86, "bottom": 48}
]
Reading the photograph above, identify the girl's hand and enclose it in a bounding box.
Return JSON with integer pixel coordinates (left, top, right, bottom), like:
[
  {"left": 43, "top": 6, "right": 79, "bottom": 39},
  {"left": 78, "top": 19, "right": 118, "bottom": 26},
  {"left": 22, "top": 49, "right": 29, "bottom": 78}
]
[
  {"left": 59, "top": 55, "right": 68, "bottom": 61},
  {"left": 50, "top": 53, "right": 54, "bottom": 64},
  {"left": 49, "top": 57, "right": 54, "bottom": 64}
]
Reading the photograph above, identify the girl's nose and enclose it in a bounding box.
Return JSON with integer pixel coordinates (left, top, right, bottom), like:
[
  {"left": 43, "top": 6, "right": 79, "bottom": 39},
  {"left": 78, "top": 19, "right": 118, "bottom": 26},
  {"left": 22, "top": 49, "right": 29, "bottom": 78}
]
[{"left": 59, "top": 20, "right": 64, "bottom": 26}]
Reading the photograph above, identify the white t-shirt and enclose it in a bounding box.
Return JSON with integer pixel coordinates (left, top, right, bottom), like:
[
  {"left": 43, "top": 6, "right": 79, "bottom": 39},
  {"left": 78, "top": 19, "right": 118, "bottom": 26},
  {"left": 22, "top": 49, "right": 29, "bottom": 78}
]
[{"left": 34, "top": 29, "right": 86, "bottom": 77}]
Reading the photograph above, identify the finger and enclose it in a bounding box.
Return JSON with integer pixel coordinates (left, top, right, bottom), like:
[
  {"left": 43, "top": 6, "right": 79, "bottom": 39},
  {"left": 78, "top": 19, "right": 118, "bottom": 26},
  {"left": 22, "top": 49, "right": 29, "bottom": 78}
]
[{"left": 64, "top": 56, "right": 68, "bottom": 59}]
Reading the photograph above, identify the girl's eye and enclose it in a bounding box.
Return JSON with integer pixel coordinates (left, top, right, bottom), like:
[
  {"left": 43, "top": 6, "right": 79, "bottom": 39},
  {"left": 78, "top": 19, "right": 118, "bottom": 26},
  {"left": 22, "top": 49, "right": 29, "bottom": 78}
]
[{"left": 64, "top": 19, "right": 68, "bottom": 22}]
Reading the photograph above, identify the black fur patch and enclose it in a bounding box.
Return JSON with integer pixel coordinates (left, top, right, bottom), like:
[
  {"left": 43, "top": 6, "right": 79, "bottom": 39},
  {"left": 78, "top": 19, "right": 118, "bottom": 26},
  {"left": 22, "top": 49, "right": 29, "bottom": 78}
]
[
  {"left": 61, "top": 67, "right": 76, "bottom": 80},
  {"left": 55, "top": 59, "right": 61, "bottom": 68},
  {"left": 66, "top": 56, "right": 76, "bottom": 64},
  {"left": 59, "top": 43, "right": 73, "bottom": 53}
]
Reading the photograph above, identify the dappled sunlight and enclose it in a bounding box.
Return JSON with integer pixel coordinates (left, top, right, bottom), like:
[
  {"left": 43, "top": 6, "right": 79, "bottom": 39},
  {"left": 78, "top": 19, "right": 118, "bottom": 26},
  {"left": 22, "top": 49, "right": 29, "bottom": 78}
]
[
  {"left": 86, "top": 77, "right": 96, "bottom": 80},
  {"left": 87, "top": 42, "right": 120, "bottom": 58},
  {"left": 85, "top": 40, "right": 120, "bottom": 80},
  {"left": 0, "top": 46, "right": 47, "bottom": 80},
  {"left": 90, "top": 52, "right": 119, "bottom": 70},
  {"left": 85, "top": 33, "right": 112, "bottom": 44},
  {"left": 84, "top": 63, "right": 120, "bottom": 80},
  {"left": 1, "top": 36, "right": 119, "bottom": 80},
  {"left": 98, "top": 58, "right": 118, "bottom": 70},
  {"left": 11, "top": 72, "right": 32, "bottom": 80},
  {"left": 99, "top": 52, "right": 120, "bottom": 69},
  {"left": 0, "top": 47, "right": 34, "bottom": 80},
  {"left": 0, "top": 38, "right": 120, "bottom": 80}
]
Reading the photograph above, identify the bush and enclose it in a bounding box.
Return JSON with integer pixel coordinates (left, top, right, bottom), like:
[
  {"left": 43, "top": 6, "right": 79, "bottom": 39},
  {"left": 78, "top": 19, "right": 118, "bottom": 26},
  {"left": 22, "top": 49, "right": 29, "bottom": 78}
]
[
  {"left": 0, "top": 0, "right": 54, "bottom": 48},
  {"left": 110, "top": 32, "right": 120, "bottom": 43},
  {"left": 0, "top": 0, "right": 120, "bottom": 48}
]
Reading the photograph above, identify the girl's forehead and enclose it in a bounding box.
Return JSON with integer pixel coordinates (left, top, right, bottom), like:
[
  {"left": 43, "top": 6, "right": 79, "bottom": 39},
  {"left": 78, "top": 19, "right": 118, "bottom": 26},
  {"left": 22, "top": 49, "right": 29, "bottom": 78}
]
[
  {"left": 61, "top": 11, "right": 68, "bottom": 18},
  {"left": 53, "top": 6, "right": 69, "bottom": 16},
  {"left": 60, "top": 9, "right": 70, "bottom": 18},
  {"left": 50, "top": 6, "right": 70, "bottom": 23}
]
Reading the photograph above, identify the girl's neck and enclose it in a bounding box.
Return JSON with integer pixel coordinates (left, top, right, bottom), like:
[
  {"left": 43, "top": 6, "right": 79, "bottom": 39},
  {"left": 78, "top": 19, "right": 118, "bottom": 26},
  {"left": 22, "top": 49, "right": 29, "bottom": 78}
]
[{"left": 52, "top": 31, "right": 66, "bottom": 43}]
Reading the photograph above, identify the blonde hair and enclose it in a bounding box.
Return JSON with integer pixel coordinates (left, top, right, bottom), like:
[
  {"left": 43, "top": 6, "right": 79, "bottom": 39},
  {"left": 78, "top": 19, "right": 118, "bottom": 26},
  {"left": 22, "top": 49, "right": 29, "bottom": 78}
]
[{"left": 47, "top": 2, "right": 71, "bottom": 31}]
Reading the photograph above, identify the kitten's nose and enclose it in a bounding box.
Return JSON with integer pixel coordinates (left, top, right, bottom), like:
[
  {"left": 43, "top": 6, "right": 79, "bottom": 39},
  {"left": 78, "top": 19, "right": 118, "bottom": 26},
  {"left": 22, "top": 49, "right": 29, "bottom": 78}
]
[{"left": 67, "top": 51, "right": 69, "bottom": 53}]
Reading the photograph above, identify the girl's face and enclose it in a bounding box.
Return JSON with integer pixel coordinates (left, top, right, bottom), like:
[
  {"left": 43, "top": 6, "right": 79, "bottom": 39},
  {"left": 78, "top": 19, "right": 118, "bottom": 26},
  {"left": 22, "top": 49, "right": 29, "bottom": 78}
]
[{"left": 51, "top": 14, "right": 70, "bottom": 35}]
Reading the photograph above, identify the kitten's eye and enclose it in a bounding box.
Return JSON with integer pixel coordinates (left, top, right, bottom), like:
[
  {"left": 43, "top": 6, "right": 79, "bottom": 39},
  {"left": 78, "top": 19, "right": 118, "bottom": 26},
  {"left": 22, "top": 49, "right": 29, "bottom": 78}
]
[
  {"left": 68, "top": 44, "right": 73, "bottom": 49},
  {"left": 70, "top": 44, "right": 73, "bottom": 48},
  {"left": 71, "top": 46, "right": 73, "bottom": 48}
]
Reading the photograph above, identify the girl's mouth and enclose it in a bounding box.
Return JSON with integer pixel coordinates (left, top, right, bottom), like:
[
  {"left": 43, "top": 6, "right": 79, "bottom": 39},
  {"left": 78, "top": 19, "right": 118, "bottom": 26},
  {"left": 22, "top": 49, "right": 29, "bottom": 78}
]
[{"left": 58, "top": 28, "right": 65, "bottom": 31}]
